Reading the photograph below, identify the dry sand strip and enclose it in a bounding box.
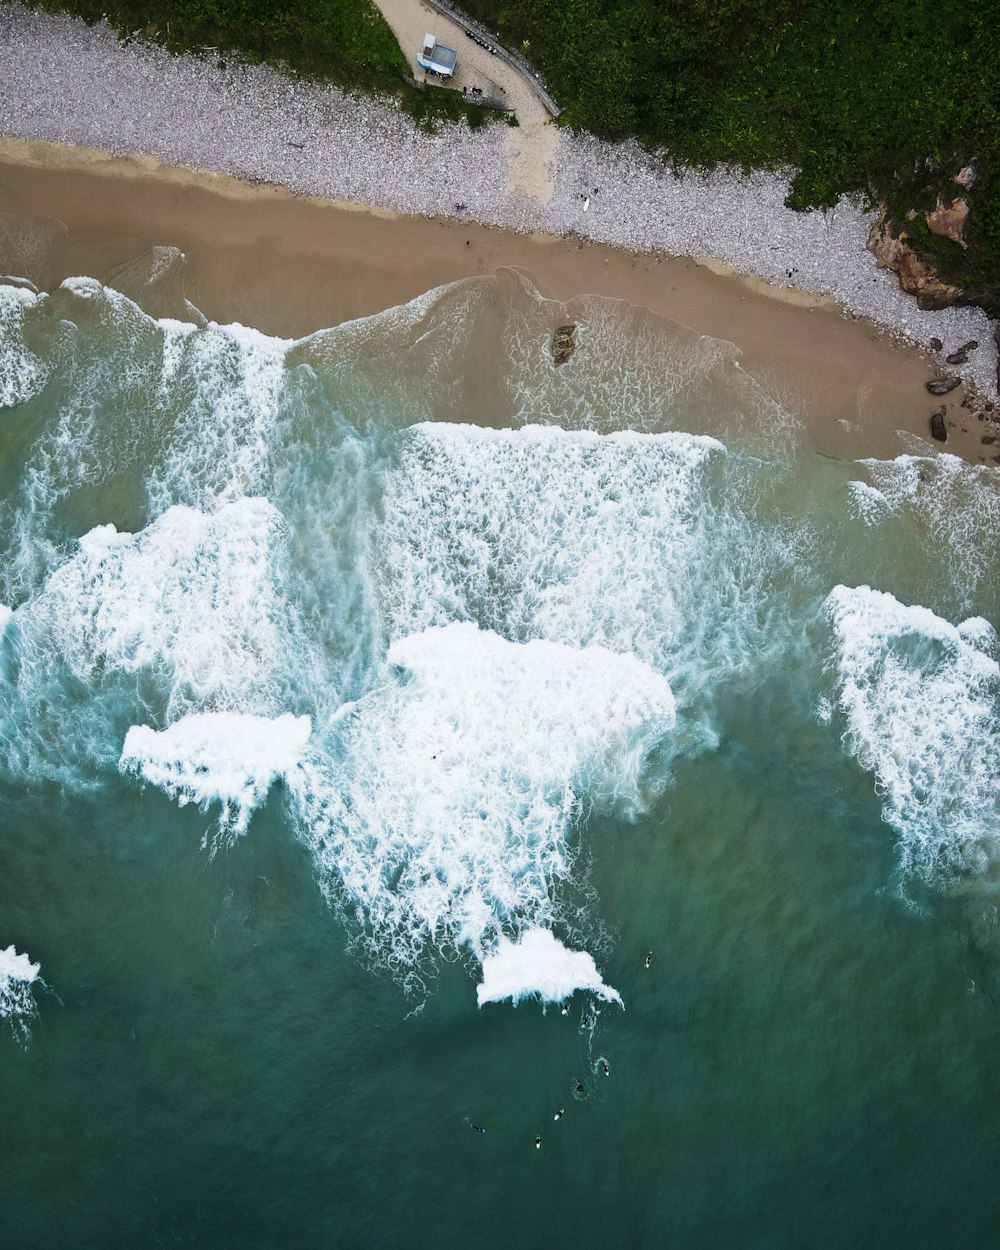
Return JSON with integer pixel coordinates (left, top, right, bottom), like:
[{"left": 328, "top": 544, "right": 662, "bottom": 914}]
[
  {"left": 0, "top": 1, "right": 996, "bottom": 402},
  {"left": 4, "top": 136, "right": 998, "bottom": 466}
]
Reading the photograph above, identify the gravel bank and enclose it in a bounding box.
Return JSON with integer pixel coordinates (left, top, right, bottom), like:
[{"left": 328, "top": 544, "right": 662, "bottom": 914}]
[{"left": 1, "top": 3, "right": 996, "bottom": 398}]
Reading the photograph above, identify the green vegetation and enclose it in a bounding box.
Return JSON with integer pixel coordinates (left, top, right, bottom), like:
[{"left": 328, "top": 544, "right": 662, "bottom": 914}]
[
  {"left": 460, "top": 0, "right": 1000, "bottom": 313},
  {"left": 22, "top": 0, "right": 998, "bottom": 309},
  {"left": 26, "top": 0, "right": 498, "bottom": 129}
]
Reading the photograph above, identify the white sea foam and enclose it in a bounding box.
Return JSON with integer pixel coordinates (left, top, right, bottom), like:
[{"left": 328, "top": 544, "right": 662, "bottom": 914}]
[
  {"left": 477, "top": 928, "right": 622, "bottom": 1008},
  {"left": 847, "top": 480, "right": 893, "bottom": 526},
  {"left": 376, "top": 422, "right": 786, "bottom": 711},
  {"left": 19, "top": 496, "right": 307, "bottom": 716},
  {"left": 0, "top": 284, "right": 48, "bottom": 408},
  {"left": 853, "top": 454, "right": 1000, "bottom": 611},
  {"left": 1, "top": 283, "right": 290, "bottom": 607},
  {"left": 149, "top": 321, "right": 291, "bottom": 513},
  {"left": 825, "top": 585, "right": 1000, "bottom": 884},
  {"left": 0, "top": 944, "right": 41, "bottom": 1039},
  {"left": 0, "top": 605, "right": 11, "bottom": 645},
  {"left": 290, "top": 623, "right": 675, "bottom": 980},
  {"left": 121, "top": 711, "right": 312, "bottom": 836},
  {"left": 0, "top": 497, "right": 323, "bottom": 783}
]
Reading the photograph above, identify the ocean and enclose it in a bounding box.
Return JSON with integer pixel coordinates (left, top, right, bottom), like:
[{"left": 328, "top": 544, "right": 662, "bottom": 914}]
[{"left": 1, "top": 265, "right": 999, "bottom": 1248}]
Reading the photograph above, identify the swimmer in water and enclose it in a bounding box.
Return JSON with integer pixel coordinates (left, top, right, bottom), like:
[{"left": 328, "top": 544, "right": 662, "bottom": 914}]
[
  {"left": 645, "top": 950, "right": 653, "bottom": 969},
  {"left": 535, "top": 1136, "right": 542, "bottom": 1150},
  {"left": 554, "top": 1108, "right": 564, "bottom": 1121},
  {"left": 472, "top": 1124, "right": 486, "bottom": 1134},
  {"left": 601, "top": 1061, "right": 610, "bottom": 1077}
]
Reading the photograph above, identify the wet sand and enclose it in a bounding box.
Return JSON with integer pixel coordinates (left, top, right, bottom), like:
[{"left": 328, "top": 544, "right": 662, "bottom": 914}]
[{"left": 0, "top": 137, "right": 992, "bottom": 465}]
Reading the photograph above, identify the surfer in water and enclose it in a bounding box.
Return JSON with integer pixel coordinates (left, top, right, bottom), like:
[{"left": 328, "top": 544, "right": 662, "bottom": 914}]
[
  {"left": 472, "top": 1124, "right": 487, "bottom": 1134},
  {"left": 645, "top": 950, "right": 653, "bottom": 969},
  {"left": 601, "top": 1061, "right": 610, "bottom": 1077},
  {"left": 535, "top": 1136, "right": 542, "bottom": 1150},
  {"left": 554, "top": 1108, "right": 565, "bottom": 1121}
]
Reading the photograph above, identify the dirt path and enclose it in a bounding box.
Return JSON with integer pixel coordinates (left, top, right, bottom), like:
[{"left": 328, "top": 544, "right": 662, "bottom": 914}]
[{"left": 372, "top": 0, "right": 559, "bottom": 203}]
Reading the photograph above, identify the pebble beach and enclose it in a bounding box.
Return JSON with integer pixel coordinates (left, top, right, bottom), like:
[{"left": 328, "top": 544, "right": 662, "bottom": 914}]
[{"left": 0, "top": 1, "right": 997, "bottom": 398}]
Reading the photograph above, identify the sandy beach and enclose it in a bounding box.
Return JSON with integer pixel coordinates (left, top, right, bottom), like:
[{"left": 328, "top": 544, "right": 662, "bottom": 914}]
[
  {"left": 1, "top": 4, "right": 997, "bottom": 400},
  {"left": 2, "top": 136, "right": 997, "bottom": 465}
]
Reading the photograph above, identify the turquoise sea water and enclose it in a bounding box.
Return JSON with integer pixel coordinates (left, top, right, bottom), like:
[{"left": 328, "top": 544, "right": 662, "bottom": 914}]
[{"left": 1, "top": 267, "right": 999, "bottom": 1248}]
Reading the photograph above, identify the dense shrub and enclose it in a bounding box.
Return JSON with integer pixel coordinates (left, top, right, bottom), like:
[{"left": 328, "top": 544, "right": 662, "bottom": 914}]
[{"left": 460, "top": 0, "right": 1000, "bottom": 312}]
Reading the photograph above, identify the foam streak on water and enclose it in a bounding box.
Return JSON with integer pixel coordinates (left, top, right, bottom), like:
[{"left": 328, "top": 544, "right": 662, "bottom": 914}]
[{"left": 851, "top": 453, "right": 1000, "bottom": 612}]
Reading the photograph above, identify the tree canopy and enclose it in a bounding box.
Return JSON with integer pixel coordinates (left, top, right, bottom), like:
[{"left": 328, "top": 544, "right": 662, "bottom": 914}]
[{"left": 461, "top": 0, "right": 1000, "bottom": 312}]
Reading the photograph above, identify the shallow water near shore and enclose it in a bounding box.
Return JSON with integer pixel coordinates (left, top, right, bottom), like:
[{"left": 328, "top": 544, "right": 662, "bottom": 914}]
[{"left": 1, "top": 265, "right": 999, "bottom": 1248}]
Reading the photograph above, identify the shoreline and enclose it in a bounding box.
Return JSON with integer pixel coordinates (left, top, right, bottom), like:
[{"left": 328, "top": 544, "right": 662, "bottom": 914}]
[
  {"left": 2, "top": 136, "right": 998, "bottom": 465},
  {"left": 0, "top": 3, "right": 996, "bottom": 399}
]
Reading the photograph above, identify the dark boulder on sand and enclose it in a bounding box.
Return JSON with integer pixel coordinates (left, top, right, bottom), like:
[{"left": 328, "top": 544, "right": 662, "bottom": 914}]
[
  {"left": 930, "top": 408, "right": 948, "bottom": 442},
  {"left": 926, "top": 377, "right": 961, "bottom": 395},
  {"left": 946, "top": 340, "right": 978, "bottom": 365}
]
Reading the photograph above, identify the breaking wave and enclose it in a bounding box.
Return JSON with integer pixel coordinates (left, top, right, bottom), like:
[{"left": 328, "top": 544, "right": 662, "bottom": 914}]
[
  {"left": 0, "top": 944, "right": 41, "bottom": 1042},
  {"left": 376, "top": 422, "right": 799, "bottom": 717},
  {"left": 0, "top": 498, "right": 322, "bottom": 784},
  {"left": 0, "top": 284, "right": 49, "bottom": 409},
  {"left": 2, "top": 266, "right": 1000, "bottom": 1009},
  {"left": 824, "top": 585, "right": 1000, "bottom": 886},
  {"left": 121, "top": 711, "right": 312, "bottom": 838},
  {"left": 477, "top": 928, "right": 622, "bottom": 1009},
  {"left": 289, "top": 623, "right": 675, "bottom": 984}
]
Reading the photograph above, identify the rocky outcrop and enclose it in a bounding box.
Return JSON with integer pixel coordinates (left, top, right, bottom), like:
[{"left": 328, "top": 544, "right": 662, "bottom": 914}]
[
  {"left": 926, "top": 197, "right": 969, "bottom": 247},
  {"left": 996, "top": 325, "right": 1000, "bottom": 394},
  {"left": 551, "top": 323, "right": 577, "bottom": 365},
  {"left": 927, "top": 377, "right": 961, "bottom": 395},
  {"left": 945, "top": 340, "right": 978, "bottom": 365},
  {"left": 867, "top": 211, "right": 963, "bottom": 310}
]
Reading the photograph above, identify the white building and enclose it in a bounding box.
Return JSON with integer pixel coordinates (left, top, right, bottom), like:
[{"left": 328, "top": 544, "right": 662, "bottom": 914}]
[{"left": 417, "top": 34, "right": 458, "bottom": 78}]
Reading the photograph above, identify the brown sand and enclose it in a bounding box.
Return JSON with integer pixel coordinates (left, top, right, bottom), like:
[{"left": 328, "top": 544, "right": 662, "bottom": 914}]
[{"left": 0, "top": 137, "right": 989, "bottom": 464}]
